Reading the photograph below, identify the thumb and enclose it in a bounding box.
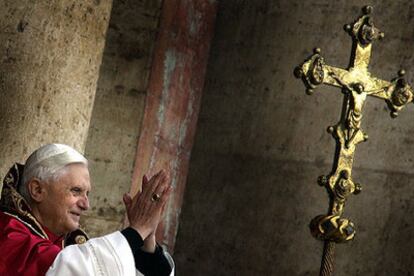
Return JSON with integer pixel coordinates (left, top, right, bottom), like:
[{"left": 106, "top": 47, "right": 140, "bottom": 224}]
[
  {"left": 143, "top": 174, "right": 149, "bottom": 185},
  {"left": 123, "top": 193, "right": 132, "bottom": 207}
]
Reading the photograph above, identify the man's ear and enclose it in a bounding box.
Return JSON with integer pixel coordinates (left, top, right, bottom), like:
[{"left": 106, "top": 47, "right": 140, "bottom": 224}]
[{"left": 27, "top": 179, "right": 47, "bottom": 202}]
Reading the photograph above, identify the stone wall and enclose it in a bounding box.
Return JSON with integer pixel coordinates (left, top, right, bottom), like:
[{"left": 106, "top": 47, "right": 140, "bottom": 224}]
[
  {"left": 81, "top": 0, "right": 163, "bottom": 236},
  {"left": 174, "top": 1, "right": 414, "bottom": 275}
]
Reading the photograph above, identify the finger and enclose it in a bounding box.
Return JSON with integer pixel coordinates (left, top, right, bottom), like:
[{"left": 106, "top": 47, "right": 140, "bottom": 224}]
[
  {"left": 147, "top": 188, "right": 171, "bottom": 226},
  {"left": 142, "top": 174, "right": 149, "bottom": 186},
  {"left": 158, "top": 184, "right": 172, "bottom": 206},
  {"left": 123, "top": 193, "right": 132, "bottom": 207},
  {"left": 140, "top": 174, "right": 154, "bottom": 197},
  {"left": 147, "top": 182, "right": 171, "bottom": 215},
  {"left": 140, "top": 170, "right": 161, "bottom": 196},
  {"left": 160, "top": 186, "right": 173, "bottom": 213},
  {"left": 149, "top": 175, "right": 170, "bottom": 205},
  {"left": 143, "top": 169, "right": 167, "bottom": 199},
  {"left": 152, "top": 173, "right": 170, "bottom": 200},
  {"left": 123, "top": 193, "right": 133, "bottom": 219},
  {"left": 164, "top": 184, "right": 173, "bottom": 199},
  {"left": 139, "top": 174, "right": 150, "bottom": 194},
  {"left": 154, "top": 185, "right": 172, "bottom": 218}
]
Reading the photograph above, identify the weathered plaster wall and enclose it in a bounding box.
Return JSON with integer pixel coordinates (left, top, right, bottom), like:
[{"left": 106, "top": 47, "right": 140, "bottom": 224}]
[
  {"left": 0, "top": 0, "right": 112, "bottom": 182},
  {"left": 174, "top": 1, "right": 414, "bottom": 275},
  {"left": 81, "top": 0, "right": 163, "bottom": 236}
]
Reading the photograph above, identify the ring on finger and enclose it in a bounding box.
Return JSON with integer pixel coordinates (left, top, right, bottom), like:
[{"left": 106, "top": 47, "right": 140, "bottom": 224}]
[{"left": 151, "top": 193, "right": 161, "bottom": 202}]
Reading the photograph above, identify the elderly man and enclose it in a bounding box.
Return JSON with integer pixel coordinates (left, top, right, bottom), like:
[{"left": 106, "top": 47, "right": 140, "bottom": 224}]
[{"left": 0, "top": 143, "right": 174, "bottom": 275}]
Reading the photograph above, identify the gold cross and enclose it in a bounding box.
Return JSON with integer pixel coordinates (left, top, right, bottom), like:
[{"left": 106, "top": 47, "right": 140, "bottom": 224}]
[{"left": 294, "top": 6, "right": 413, "bottom": 243}]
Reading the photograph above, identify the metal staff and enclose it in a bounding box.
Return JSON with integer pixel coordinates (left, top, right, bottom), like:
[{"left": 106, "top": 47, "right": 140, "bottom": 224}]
[{"left": 294, "top": 6, "right": 414, "bottom": 276}]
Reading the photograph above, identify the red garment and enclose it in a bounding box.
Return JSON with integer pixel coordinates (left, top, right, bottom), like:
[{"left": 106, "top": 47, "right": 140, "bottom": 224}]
[{"left": 0, "top": 211, "right": 63, "bottom": 276}]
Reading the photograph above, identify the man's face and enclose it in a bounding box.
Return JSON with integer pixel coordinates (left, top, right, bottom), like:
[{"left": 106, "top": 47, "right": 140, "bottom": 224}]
[{"left": 38, "top": 163, "right": 91, "bottom": 236}]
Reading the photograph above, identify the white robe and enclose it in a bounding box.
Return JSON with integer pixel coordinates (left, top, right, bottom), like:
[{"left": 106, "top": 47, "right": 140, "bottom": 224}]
[{"left": 46, "top": 231, "right": 175, "bottom": 276}]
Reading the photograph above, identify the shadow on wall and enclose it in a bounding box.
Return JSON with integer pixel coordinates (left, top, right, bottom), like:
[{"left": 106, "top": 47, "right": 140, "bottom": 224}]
[{"left": 81, "top": 0, "right": 163, "bottom": 237}]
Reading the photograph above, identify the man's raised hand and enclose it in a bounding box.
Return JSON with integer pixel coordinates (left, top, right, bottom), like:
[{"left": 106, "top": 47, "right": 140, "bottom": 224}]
[{"left": 123, "top": 170, "right": 172, "bottom": 240}]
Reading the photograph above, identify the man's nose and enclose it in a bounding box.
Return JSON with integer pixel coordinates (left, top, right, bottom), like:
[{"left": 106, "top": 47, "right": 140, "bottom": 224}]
[{"left": 79, "top": 195, "right": 90, "bottom": 211}]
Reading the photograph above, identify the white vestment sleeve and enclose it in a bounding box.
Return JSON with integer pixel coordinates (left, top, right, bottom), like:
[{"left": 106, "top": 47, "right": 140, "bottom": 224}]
[{"left": 46, "top": 231, "right": 136, "bottom": 276}]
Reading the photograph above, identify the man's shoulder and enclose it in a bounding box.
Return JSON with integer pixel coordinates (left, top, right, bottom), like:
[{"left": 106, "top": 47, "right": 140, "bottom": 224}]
[
  {"left": 0, "top": 211, "right": 62, "bottom": 276},
  {"left": 0, "top": 210, "right": 46, "bottom": 239},
  {"left": 0, "top": 210, "right": 34, "bottom": 234},
  {"left": 0, "top": 210, "right": 25, "bottom": 227},
  {"left": 0, "top": 210, "right": 62, "bottom": 255}
]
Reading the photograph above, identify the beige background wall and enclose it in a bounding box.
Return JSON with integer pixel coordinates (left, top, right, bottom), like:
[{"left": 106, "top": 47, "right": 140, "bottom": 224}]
[{"left": 81, "top": 0, "right": 163, "bottom": 236}]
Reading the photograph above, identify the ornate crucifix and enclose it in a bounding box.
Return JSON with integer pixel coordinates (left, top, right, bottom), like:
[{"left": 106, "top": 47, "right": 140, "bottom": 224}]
[{"left": 294, "top": 6, "right": 414, "bottom": 276}]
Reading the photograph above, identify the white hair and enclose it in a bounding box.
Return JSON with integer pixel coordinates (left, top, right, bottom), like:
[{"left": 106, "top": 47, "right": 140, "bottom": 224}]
[{"left": 19, "top": 144, "right": 88, "bottom": 203}]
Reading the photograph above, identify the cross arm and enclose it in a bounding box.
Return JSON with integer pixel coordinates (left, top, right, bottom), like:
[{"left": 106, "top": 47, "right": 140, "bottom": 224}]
[
  {"left": 294, "top": 48, "right": 344, "bottom": 94},
  {"left": 294, "top": 48, "right": 414, "bottom": 117}
]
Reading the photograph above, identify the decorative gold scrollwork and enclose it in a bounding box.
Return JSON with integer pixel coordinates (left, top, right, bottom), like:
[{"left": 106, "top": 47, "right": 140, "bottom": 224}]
[
  {"left": 391, "top": 78, "right": 412, "bottom": 107},
  {"left": 385, "top": 70, "right": 414, "bottom": 118},
  {"left": 358, "top": 18, "right": 377, "bottom": 45},
  {"left": 294, "top": 48, "right": 325, "bottom": 95},
  {"left": 310, "top": 215, "right": 355, "bottom": 243},
  {"left": 334, "top": 171, "right": 353, "bottom": 202},
  {"left": 310, "top": 55, "right": 325, "bottom": 85},
  {"left": 344, "top": 6, "right": 384, "bottom": 47}
]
